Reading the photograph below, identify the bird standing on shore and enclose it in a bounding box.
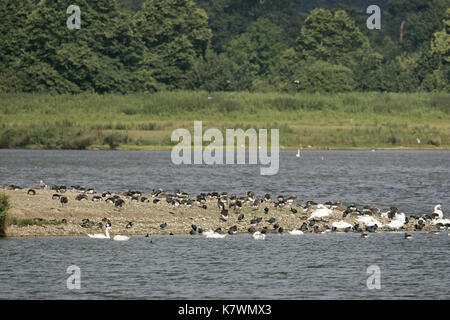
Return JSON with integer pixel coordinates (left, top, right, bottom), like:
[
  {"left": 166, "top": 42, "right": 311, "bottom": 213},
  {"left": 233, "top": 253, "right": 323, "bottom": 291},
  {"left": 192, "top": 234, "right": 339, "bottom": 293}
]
[
  {"left": 60, "top": 196, "right": 68, "bottom": 206},
  {"left": 432, "top": 204, "right": 443, "bottom": 219}
]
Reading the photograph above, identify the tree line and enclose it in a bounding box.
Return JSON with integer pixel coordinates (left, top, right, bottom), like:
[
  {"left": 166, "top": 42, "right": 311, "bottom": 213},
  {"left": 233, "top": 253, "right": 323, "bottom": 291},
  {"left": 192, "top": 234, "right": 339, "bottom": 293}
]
[{"left": 0, "top": 0, "right": 448, "bottom": 94}]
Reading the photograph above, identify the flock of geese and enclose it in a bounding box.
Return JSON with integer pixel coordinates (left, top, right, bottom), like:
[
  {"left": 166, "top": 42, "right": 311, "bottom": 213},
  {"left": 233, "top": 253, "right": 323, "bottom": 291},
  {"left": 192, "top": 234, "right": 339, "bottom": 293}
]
[{"left": 6, "top": 180, "right": 449, "bottom": 242}]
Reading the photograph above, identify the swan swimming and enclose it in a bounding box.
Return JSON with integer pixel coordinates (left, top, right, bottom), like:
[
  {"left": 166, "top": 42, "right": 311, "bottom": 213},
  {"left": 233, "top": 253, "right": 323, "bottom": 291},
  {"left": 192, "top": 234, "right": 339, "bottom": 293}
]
[
  {"left": 88, "top": 225, "right": 130, "bottom": 241},
  {"left": 296, "top": 149, "right": 301, "bottom": 157},
  {"left": 87, "top": 227, "right": 110, "bottom": 239},
  {"left": 204, "top": 230, "right": 226, "bottom": 239},
  {"left": 253, "top": 231, "right": 265, "bottom": 240}
]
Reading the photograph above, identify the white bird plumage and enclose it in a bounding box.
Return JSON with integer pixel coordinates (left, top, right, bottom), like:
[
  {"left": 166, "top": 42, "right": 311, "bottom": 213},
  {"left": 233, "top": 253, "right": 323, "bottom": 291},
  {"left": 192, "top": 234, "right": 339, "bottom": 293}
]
[
  {"left": 433, "top": 204, "right": 443, "bottom": 219},
  {"left": 387, "top": 212, "right": 406, "bottom": 229},
  {"left": 309, "top": 204, "right": 333, "bottom": 219},
  {"left": 356, "top": 215, "right": 384, "bottom": 227},
  {"left": 288, "top": 229, "right": 304, "bottom": 235},
  {"left": 88, "top": 226, "right": 130, "bottom": 241},
  {"left": 332, "top": 221, "right": 353, "bottom": 229},
  {"left": 252, "top": 231, "right": 265, "bottom": 240},
  {"left": 88, "top": 227, "right": 111, "bottom": 239},
  {"left": 204, "top": 230, "right": 226, "bottom": 239}
]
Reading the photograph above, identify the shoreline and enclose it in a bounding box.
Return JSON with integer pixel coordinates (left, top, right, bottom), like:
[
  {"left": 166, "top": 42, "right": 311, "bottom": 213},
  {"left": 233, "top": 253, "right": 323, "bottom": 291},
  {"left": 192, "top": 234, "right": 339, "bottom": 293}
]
[
  {"left": 2, "top": 188, "right": 446, "bottom": 238},
  {"left": 1, "top": 146, "right": 449, "bottom": 151}
]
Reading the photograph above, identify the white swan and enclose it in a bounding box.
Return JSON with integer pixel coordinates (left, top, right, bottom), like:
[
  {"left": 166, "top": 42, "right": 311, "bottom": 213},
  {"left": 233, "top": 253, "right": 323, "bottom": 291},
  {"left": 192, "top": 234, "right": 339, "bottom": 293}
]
[
  {"left": 112, "top": 235, "right": 130, "bottom": 241},
  {"left": 433, "top": 204, "right": 443, "bottom": 219},
  {"left": 88, "top": 227, "right": 111, "bottom": 239},
  {"left": 88, "top": 226, "right": 130, "bottom": 241},
  {"left": 356, "top": 215, "right": 384, "bottom": 227},
  {"left": 204, "top": 230, "right": 226, "bottom": 239},
  {"left": 332, "top": 221, "right": 353, "bottom": 229},
  {"left": 432, "top": 218, "right": 450, "bottom": 225},
  {"left": 309, "top": 204, "right": 333, "bottom": 219},
  {"left": 288, "top": 229, "right": 304, "bottom": 235},
  {"left": 296, "top": 149, "right": 301, "bottom": 157},
  {"left": 253, "top": 231, "right": 265, "bottom": 240},
  {"left": 387, "top": 212, "right": 406, "bottom": 229}
]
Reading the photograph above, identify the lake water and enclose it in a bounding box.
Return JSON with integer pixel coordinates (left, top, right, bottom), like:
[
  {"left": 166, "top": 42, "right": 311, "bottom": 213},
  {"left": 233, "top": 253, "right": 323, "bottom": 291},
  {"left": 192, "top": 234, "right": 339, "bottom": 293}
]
[
  {"left": 0, "top": 233, "right": 449, "bottom": 299},
  {"left": 0, "top": 149, "right": 449, "bottom": 299}
]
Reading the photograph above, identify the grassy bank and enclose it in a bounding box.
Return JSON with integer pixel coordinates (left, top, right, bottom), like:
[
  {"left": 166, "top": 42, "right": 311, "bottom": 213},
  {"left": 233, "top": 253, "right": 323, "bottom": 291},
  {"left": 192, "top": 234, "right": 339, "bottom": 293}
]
[{"left": 0, "top": 91, "right": 449, "bottom": 149}]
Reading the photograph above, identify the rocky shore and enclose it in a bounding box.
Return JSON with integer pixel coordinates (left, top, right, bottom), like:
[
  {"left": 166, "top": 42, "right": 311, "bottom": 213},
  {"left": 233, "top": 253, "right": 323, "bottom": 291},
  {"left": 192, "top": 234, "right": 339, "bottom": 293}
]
[{"left": 2, "top": 186, "right": 448, "bottom": 238}]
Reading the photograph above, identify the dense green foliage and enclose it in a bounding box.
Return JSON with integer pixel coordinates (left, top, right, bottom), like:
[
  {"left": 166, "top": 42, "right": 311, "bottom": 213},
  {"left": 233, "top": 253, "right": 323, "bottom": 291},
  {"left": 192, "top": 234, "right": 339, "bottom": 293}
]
[
  {"left": 0, "top": 192, "right": 10, "bottom": 237},
  {"left": 0, "top": 91, "right": 448, "bottom": 149},
  {"left": 0, "top": 0, "right": 448, "bottom": 93}
]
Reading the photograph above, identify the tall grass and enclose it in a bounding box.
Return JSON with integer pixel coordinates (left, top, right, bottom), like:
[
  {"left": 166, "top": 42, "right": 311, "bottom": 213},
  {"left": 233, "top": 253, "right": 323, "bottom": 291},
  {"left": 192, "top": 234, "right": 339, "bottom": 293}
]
[
  {"left": 0, "top": 192, "right": 10, "bottom": 237},
  {"left": 0, "top": 91, "right": 449, "bottom": 148}
]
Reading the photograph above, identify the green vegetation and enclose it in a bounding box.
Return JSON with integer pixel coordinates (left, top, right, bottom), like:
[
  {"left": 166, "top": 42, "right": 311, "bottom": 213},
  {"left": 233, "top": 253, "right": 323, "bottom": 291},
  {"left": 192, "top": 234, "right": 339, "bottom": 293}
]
[
  {"left": 0, "top": 193, "right": 10, "bottom": 237},
  {"left": 0, "top": 1, "right": 448, "bottom": 150},
  {"left": 0, "top": 91, "right": 448, "bottom": 149},
  {"left": 0, "top": 1, "right": 449, "bottom": 93}
]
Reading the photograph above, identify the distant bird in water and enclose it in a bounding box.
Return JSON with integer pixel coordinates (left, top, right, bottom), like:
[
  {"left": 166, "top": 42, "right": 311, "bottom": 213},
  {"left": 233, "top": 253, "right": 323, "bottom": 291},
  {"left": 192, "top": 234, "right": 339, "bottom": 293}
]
[
  {"left": 404, "top": 232, "right": 413, "bottom": 240},
  {"left": 296, "top": 149, "right": 301, "bottom": 158},
  {"left": 361, "top": 233, "right": 369, "bottom": 238}
]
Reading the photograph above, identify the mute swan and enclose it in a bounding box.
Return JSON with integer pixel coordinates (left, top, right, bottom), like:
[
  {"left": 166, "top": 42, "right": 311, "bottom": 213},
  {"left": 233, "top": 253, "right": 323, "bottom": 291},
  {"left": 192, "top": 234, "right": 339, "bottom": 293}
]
[
  {"left": 387, "top": 212, "right": 406, "bottom": 229},
  {"left": 356, "top": 215, "right": 384, "bottom": 228},
  {"left": 253, "top": 231, "right": 265, "bottom": 240},
  {"left": 296, "top": 149, "right": 301, "bottom": 157},
  {"left": 332, "top": 221, "right": 353, "bottom": 229},
  {"left": 88, "top": 226, "right": 111, "bottom": 239},
  {"left": 204, "top": 230, "right": 226, "bottom": 239},
  {"left": 309, "top": 204, "right": 333, "bottom": 219},
  {"left": 112, "top": 234, "right": 130, "bottom": 241},
  {"left": 432, "top": 204, "right": 443, "bottom": 219},
  {"left": 88, "top": 225, "right": 130, "bottom": 241}
]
